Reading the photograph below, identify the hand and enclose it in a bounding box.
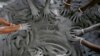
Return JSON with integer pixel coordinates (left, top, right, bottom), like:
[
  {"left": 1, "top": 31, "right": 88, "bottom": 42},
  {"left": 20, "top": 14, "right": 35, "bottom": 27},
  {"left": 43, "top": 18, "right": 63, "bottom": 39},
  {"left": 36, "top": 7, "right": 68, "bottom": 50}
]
[
  {"left": 70, "top": 11, "right": 83, "bottom": 23},
  {"left": 19, "top": 23, "right": 31, "bottom": 31},
  {"left": 98, "top": 7, "right": 100, "bottom": 13},
  {"left": 69, "top": 35, "right": 84, "bottom": 44},
  {"left": 64, "top": 2, "right": 71, "bottom": 9},
  {"left": 70, "top": 29, "right": 84, "bottom": 36},
  {"left": 56, "top": 54, "right": 66, "bottom": 56},
  {"left": 60, "top": 7, "right": 70, "bottom": 16},
  {"left": 43, "top": 7, "right": 54, "bottom": 18},
  {"left": 9, "top": 23, "right": 16, "bottom": 26},
  {"left": 27, "top": 0, "right": 40, "bottom": 20},
  {"left": 60, "top": 2, "right": 71, "bottom": 16},
  {"left": 34, "top": 50, "right": 43, "bottom": 56},
  {"left": 31, "top": 8, "right": 40, "bottom": 21}
]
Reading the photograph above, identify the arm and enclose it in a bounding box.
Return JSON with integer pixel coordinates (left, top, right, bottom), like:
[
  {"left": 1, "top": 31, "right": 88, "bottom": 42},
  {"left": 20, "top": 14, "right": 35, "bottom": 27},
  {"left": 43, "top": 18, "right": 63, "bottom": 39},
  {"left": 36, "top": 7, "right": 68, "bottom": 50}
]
[
  {"left": 83, "top": 23, "right": 100, "bottom": 33},
  {"left": 64, "top": 0, "right": 72, "bottom": 9},
  {"left": 71, "top": 23, "right": 100, "bottom": 36},
  {"left": 0, "top": 24, "right": 20, "bottom": 34},
  {"left": 81, "top": 39, "right": 100, "bottom": 53},
  {"left": 0, "top": 18, "right": 11, "bottom": 26},
  {"left": 27, "top": 0, "right": 40, "bottom": 19},
  {"left": 80, "top": 0, "right": 94, "bottom": 11},
  {"left": 80, "top": 0, "right": 99, "bottom": 12},
  {"left": 45, "top": 0, "right": 51, "bottom": 7},
  {"left": 0, "top": 23, "right": 30, "bottom": 34},
  {"left": 65, "top": 0, "right": 72, "bottom": 5},
  {"left": 72, "top": 35, "right": 100, "bottom": 53}
]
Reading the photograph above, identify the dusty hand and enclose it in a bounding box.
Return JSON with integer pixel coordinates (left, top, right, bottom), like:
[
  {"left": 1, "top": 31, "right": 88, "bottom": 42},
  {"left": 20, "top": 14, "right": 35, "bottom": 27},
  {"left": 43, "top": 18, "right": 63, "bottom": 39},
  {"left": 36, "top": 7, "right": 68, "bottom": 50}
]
[
  {"left": 60, "top": 2, "right": 71, "bottom": 16},
  {"left": 70, "top": 35, "right": 84, "bottom": 42},
  {"left": 19, "top": 23, "right": 31, "bottom": 31},
  {"left": 60, "top": 7, "right": 70, "bottom": 16},
  {"left": 56, "top": 54, "right": 66, "bottom": 56},
  {"left": 9, "top": 23, "right": 16, "bottom": 26},
  {"left": 34, "top": 50, "right": 43, "bottom": 56},
  {"left": 70, "top": 35, "right": 84, "bottom": 44},
  {"left": 70, "top": 29, "right": 84, "bottom": 36},
  {"left": 64, "top": 2, "right": 71, "bottom": 9},
  {"left": 27, "top": 0, "right": 40, "bottom": 21},
  {"left": 70, "top": 10, "right": 83, "bottom": 23},
  {"left": 43, "top": 7, "right": 54, "bottom": 18},
  {"left": 31, "top": 7, "right": 40, "bottom": 21}
]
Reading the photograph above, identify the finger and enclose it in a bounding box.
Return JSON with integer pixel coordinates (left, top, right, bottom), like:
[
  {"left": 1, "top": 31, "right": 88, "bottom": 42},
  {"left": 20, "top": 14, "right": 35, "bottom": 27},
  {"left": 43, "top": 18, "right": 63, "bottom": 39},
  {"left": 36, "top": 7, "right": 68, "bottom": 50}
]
[
  {"left": 23, "top": 24, "right": 31, "bottom": 27},
  {"left": 70, "top": 14, "right": 74, "bottom": 20},
  {"left": 24, "top": 23, "right": 30, "bottom": 25},
  {"left": 63, "top": 10, "right": 66, "bottom": 16},
  {"left": 70, "top": 27, "right": 80, "bottom": 31},
  {"left": 42, "top": 13, "right": 44, "bottom": 17},
  {"left": 37, "top": 15, "right": 39, "bottom": 18},
  {"left": 74, "top": 16, "right": 77, "bottom": 23},
  {"left": 60, "top": 9, "right": 64, "bottom": 14},
  {"left": 33, "top": 16, "right": 35, "bottom": 19},
  {"left": 43, "top": 13, "right": 45, "bottom": 17},
  {"left": 70, "top": 29, "right": 74, "bottom": 32},
  {"left": 27, "top": 27, "right": 31, "bottom": 29},
  {"left": 35, "top": 16, "right": 37, "bottom": 19},
  {"left": 35, "top": 15, "right": 37, "bottom": 18},
  {"left": 21, "top": 24, "right": 27, "bottom": 26},
  {"left": 36, "top": 15, "right": 38, "bottom": 19},
  {"left": 44, "top": 14, "right": 45, "bottom": 18},
  {"left": 71, "top": 35, "right": 77, "bottom": 38},
  {"left": 46, "top": 14, "right": 48, "bottom": 19},
  {"left": 27, "top": 25, "right": 31, "bottom": 27},
  {"left": 45, "top": 14, "right": 47, "bottom": 19},
  {"left": 73, "top": 16, "right": 76, "bottom": 22},
  {"left": 48, "top": 14, "right": 51, "bottom": 18},
  {"left": 70, "top": 32, "right": 75, "bottom": 34}
]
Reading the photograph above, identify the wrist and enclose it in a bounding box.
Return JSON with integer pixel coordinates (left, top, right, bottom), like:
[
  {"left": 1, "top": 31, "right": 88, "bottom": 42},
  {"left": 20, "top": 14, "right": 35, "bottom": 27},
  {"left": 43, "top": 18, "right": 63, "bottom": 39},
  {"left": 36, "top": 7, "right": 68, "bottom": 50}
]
[
  {"left": 74, "top": 36, "right": 85, "bottom": 45},
  {"left": 81, "top": 29, "right": 85, "bottom": 34},
  {"left": 3, "top": 22, "right": 11, "bottom": 26},
  {"left": 78, "top": 7, "right": 83, "bottom": 13},
  {"left": 64, "top": 3, "right": 71, "bottom": 5},
  {"left": 18, "top": 24, "right": 22, "bottom": 30},
  {"left": 80, "top": 38, "right": 84, "bottom": 45}
]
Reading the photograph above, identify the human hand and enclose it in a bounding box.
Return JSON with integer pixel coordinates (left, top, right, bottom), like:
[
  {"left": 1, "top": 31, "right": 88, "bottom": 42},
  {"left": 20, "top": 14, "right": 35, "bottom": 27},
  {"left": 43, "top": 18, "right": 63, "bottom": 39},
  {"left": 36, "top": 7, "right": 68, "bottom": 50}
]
[
  {"left": 56, "top": 54, "right": 66, "bottom": 56},
  {"left": 31, "top": 7, "right": 40, "bottom": 21},
  {"left": 9, "top": 23, "right": 16, "bottom": 26},
  {"left": 60, "top": 2, "right": 71, "bottom": 16},
  {"left": 34, "top": 50, "right": 43, "bottom": 56},
  {"left": 70, "top": 10, "right": 83, "bottom": 23},
  {"left": 70, "top": 35, "right": 84, "bottom": 42},
  {"left": 43, "top": 6, "right": 54, "bottom": 18},
  {"left": 68, "top": 35, "right": 84, "bottom": 44},
  {"left": 27, "top": 0, "right": 40, "bottom": 20},
  {"left": 64, "top": 2, "right": 71, "bottom": 9},
  {"left": 19, "top": 23, "right": 31, "bottom": 31},
  {"left": 70, "top": 29, "right": 84, "bottom": 36}
]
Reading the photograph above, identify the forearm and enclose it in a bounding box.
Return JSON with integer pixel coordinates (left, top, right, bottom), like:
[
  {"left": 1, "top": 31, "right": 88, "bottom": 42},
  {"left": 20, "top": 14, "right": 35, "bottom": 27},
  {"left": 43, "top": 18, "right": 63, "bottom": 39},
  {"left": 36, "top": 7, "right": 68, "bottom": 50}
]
[
  {"left": 66, "top": 0, "right": 72, "bottom": 4},
  {"left": 27, "top": 0, "right": 37, "bottom": 9},
  {"left": 64, "top": 0, "right": 72, "bottom": 8},
  {"left": 0, "top": 18, "right": 11, "bottom": 26},
  {"left": 83, "top": 23, "right": 100, "bottom": 33},
  {"left": 80, "top": 0, "right": 97, "bottom": 11},
  {"left": 0, "top": 25, "right": 20, "bottom": 34},
  {"left": 45, "top": 0, "right": 51, "bottom": 7},
  {"left": 81, "top": 40, "right": 100, "bottom": 53}
]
